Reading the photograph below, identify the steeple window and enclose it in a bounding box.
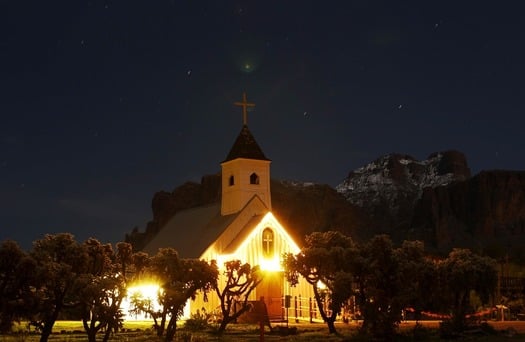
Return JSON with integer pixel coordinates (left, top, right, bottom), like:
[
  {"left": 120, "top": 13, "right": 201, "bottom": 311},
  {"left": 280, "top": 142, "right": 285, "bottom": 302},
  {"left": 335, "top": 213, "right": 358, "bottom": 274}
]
[{"left": 250, "top": 172, "right": 260, "bottom": 185}]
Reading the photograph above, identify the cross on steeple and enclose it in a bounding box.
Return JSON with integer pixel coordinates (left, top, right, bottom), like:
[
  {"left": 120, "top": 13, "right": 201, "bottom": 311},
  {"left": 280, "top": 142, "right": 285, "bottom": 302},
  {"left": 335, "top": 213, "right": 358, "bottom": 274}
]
[{"left": 234, "top": 92, "right": 255, "bottom": 125}]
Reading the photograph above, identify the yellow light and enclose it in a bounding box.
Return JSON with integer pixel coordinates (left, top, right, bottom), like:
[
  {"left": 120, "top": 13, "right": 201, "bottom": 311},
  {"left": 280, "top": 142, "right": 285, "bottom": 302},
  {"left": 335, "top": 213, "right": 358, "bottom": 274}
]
[
  {"left": 127, "top": 283, "right": 161, "bottom": 299},
  {"left": 121, "top": 282, "right": 162, "bottom": 321},
  {"left": 211, "top": 212, "right": 300, "bottom": 273},
  {"left": 317, "top": 280, "right": 327, "bottom": 290},
  {"left": 260, "top": 256, "right": 281, "bottom": 271},
  {"left": 233, "top": 212, "right": 301, "bottom": 255}
]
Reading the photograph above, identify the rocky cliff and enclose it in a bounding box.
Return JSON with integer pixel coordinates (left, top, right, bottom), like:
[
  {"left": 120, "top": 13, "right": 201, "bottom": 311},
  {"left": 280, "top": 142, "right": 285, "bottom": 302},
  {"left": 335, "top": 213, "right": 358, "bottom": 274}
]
[
  {"left": 335, "top": 150, "right": 471, "bottom": 240},
  {"left": 411, "top": 170, "right": 525, "bottom": 256}
]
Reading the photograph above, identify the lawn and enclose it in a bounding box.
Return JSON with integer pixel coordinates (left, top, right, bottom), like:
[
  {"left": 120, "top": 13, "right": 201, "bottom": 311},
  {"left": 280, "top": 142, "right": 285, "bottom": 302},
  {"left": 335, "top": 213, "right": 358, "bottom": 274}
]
[{"left": 2, "top": 320, "right": 525, "bottom": 341}]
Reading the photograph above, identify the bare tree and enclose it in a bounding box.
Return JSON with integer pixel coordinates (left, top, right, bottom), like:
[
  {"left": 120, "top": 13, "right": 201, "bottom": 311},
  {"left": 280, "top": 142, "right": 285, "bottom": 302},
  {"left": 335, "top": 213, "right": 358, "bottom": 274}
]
[{"left": 215, "top": 260, "right": 262, "bottom": 333}]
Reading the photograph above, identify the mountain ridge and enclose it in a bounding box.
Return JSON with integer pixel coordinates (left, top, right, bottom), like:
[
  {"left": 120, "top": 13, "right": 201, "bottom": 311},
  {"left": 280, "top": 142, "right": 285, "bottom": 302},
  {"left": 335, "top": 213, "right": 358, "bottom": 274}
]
[{"left": 125, "top": 150, "right": 525, "bottom": 262}]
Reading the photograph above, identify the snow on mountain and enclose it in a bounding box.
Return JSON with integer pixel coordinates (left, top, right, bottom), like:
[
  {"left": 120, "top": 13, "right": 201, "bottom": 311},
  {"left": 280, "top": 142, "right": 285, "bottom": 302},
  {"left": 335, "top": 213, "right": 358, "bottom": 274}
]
[{"left": 336, "top": 151, "right": 470, "bottom": 209}]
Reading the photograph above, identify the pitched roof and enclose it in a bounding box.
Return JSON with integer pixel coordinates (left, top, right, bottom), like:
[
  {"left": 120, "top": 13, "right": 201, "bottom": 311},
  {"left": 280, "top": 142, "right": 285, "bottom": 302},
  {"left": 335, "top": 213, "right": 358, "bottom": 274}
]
[
  {"left": 222, "top": 214, "right": 263, "bottom": 254},
  {"left": 144, "top": 195, "right": 272, "bottom": 259},
  {"left": 143, "top": 203, "right": 237, "bottom": 258},
  {"left": 223, "top": 125, "right": 270, "bottom": 162}
]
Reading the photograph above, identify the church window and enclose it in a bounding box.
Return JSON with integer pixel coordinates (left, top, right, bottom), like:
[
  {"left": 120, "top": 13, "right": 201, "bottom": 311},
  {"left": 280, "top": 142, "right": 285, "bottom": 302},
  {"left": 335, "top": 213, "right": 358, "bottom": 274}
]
[
  {"left": 250, "top": 172, "right": 260, "bottom": 185},
  {"left": 262, "top": 228, "right": 274, "bottom": 258},
  {"left": 229, "top": 175, "right": 234, "bottom": 186}
]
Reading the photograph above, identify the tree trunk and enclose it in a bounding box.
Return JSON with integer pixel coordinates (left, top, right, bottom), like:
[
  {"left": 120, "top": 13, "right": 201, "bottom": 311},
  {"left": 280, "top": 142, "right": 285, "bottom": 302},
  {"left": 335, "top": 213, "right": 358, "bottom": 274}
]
[
  {"left": 157, "top": 313, "right": 167, "bottom": 337},
  {"left": 40, "top": 308, "right": 60, "bottom": 342},
  {"left": 218, "top": 303, "right": 251, "bottom": 334},
  {"left": 102, "top": 325, "right": 112, "bottom": 342},
  {"left": 39, "top": 321, "right": 55, "bottom": 342},
  {"left": 327, "top": 318, "right": 337, "bottom": 334},
  {"left": 164, "top": 317, "right": 177, "bottom": 342},
  {"left": 218, "top": 319, "right": 228, "bottom": 334},
  {"left": 83, "top": 315, "right": 103, "bottom": 342},
  {"left": 313, "top": 287, "right": 338, "bottom": 334},
  {"left": 87, "top": 330, "right": 97, "bottom": 342}
]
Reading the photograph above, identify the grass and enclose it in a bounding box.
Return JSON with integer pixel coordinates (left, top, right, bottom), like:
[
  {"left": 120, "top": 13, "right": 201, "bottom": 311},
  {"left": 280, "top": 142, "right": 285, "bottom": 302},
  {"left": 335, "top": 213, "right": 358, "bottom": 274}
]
[{"left": 1, "top": 320, "right": 525, "bottom": 341}]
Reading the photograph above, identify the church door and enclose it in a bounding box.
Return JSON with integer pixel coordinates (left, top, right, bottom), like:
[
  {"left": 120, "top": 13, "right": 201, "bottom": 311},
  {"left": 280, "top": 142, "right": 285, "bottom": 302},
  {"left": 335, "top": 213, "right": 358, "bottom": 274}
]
[{"left": 257, "top": 271, "right": 284, "bottom": 321}]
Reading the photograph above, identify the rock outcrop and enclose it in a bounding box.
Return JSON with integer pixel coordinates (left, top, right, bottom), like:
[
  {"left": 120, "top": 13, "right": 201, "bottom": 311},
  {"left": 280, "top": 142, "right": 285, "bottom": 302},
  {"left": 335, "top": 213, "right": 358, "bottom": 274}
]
[
  {"left": 411, "top": 170, "right": 525, "bottom": 255},
  {"left": 335, "top": 150, "right": 470, "bottom": 240}
]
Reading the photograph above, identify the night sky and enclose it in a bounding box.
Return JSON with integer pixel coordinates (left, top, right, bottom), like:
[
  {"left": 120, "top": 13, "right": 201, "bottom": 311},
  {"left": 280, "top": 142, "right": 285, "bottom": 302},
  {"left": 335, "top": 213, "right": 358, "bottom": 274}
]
[{"left": 2, "top": 1, "right": 524, "bottom": 249}]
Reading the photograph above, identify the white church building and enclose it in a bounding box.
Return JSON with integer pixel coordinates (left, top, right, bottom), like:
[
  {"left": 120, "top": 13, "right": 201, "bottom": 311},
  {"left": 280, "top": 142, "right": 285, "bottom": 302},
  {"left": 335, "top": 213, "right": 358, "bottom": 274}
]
[{"left": 143, "top": 93, "right": 318, "bottom": 321}]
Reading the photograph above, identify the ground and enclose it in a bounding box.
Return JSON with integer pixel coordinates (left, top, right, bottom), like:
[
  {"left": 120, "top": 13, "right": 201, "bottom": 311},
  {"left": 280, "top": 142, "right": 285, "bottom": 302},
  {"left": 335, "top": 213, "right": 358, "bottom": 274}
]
[{"left": 2, "top": 320, "right": 525, "bottom": 341}]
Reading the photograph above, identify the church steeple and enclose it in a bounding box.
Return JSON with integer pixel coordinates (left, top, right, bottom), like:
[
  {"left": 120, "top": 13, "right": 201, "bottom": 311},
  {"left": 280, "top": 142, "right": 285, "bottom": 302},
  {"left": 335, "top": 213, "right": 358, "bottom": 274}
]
[
  {"left": 223, "top": 125, "right": 269, "bottom": 162},
  {"left": 221, "top": 93, "right": 272, "bottom": 216}
]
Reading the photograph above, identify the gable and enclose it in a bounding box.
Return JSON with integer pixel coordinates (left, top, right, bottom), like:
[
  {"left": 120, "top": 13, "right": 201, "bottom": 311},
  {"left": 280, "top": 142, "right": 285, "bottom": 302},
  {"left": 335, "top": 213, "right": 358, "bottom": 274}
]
[{"left": 202, "top": 211, "right": 301, "bottom": 271}]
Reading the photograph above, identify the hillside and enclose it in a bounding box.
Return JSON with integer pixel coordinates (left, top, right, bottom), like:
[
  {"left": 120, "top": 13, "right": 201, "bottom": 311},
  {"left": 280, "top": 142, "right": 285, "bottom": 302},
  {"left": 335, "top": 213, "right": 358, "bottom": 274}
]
[{"left": 126, "top": 150, "right": 525, "bottom": 262}]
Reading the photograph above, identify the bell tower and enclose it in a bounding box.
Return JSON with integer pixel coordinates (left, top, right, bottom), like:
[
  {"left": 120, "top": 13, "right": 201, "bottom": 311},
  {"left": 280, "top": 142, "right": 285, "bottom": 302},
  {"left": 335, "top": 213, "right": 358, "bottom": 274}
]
[{"left": 221, "top": 93, "right": 271, "bottom": 216}]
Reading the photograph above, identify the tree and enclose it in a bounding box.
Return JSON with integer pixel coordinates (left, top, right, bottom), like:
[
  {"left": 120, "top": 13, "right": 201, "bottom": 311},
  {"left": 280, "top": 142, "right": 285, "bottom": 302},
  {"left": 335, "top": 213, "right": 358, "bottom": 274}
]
[
  {"left": 215, "top": 260, "right": 262, "bottom": 333},
  {"left": 283, "top": 231, "right": 356, "bottom": 334},
  {"left": 29, "top": 233, "right": 89, "bottom": 342},
  {"left": 132, "top": 251, "right": 150, "bottom": 276},
  {"left": 354, "top": 235, "right": 404, "bottom": 339},
  {"left": 0, "top": 240, "right": 36, "bottom": 332},
  {"left": 131, "top": 248, "right": 218, "bottom": 342},
  {"left": 78, "top": 239, "right": 132, "bottom": 342},
  {"left": 394, "top": 240, "right": 437, "bottom": 322},
  {"left": 437, "top": 248, "right": 497, "bottom": 332}
]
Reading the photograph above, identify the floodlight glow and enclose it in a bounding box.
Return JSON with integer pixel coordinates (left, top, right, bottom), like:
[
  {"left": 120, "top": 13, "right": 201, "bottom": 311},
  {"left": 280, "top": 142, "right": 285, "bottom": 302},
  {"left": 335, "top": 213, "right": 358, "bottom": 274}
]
[{"left": 121, "top": 282, "right": 162, "bottom": 321}]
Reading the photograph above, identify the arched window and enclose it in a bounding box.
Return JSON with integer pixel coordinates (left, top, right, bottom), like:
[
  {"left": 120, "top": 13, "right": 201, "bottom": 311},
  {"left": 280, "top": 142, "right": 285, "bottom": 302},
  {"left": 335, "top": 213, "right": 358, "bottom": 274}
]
[
  {"left": 229, "top": 175, "right": 235, "bottom": 186},
  {"left": 250, "top": 172, "right": 260, "bottom": 185},
  {"left": 262, "top": 228, "right": 274, "bottom": 258}
]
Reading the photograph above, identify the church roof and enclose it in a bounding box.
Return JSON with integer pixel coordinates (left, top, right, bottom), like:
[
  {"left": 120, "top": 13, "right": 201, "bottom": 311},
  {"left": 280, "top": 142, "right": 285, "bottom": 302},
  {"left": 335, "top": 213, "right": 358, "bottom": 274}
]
[
  {"left": 222, "top": 214, "right": 263, "bottom": 254},
  {"left": 143, "top": 203, "right": 237, "bottom": 258},
  {"left": 223, "top": 125, "right": 270, "bottom": 162},
  {"left": 143, "top": 195, "right": 272, "bottom": 259}
]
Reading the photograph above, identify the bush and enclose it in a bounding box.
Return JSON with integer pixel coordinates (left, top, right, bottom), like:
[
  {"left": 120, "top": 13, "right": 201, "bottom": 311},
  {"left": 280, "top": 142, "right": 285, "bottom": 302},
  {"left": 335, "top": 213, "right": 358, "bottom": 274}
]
[{"left": 184, "top": 309, "right": 212, "bottom": 331}]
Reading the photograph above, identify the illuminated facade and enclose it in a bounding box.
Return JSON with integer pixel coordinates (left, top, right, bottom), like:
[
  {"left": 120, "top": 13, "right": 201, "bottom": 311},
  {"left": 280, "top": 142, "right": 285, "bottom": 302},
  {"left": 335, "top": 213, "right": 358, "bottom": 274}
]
[{"left": 144, "top": 94, "right": 315, "bottom": 321}]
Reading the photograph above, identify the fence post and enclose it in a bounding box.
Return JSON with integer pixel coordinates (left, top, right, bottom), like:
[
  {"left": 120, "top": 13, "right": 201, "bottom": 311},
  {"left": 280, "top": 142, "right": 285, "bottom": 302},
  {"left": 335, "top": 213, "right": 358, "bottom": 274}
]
[
  {"left": 309, "top": 297, "right": 313, "bottom": 323},
  {"left": 294, "top": 296, "right": 298, "bottom": 323},
  {"left": 299, "top": 294, "right": 302, "bottom": 319}
]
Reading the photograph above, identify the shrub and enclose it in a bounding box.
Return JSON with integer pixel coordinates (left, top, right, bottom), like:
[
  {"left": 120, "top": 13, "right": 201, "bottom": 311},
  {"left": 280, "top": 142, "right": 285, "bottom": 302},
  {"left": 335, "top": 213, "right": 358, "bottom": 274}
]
[{"left": 184, "top": 309, "right": 212, "bottom": 331}]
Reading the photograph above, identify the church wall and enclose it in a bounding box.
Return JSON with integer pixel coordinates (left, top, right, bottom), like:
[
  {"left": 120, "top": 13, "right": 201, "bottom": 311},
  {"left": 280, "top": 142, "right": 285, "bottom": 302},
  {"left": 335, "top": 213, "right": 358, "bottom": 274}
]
[{"left": 189, "top": 212, "right": 317, "bottom": 320}]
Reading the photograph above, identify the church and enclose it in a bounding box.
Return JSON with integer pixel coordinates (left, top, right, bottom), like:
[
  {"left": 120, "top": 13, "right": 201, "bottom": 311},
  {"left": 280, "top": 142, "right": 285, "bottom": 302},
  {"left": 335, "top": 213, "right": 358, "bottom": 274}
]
[{"left": 144, "top": 93, "right": 316, "bottom": 321}]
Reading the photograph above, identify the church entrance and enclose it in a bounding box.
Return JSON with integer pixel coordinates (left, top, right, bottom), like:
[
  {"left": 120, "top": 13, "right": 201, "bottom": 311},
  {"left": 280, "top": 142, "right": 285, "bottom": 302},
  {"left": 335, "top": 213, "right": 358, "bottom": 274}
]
[{"left": 257, "top": 271, "right": 284, "bottom": 321}]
